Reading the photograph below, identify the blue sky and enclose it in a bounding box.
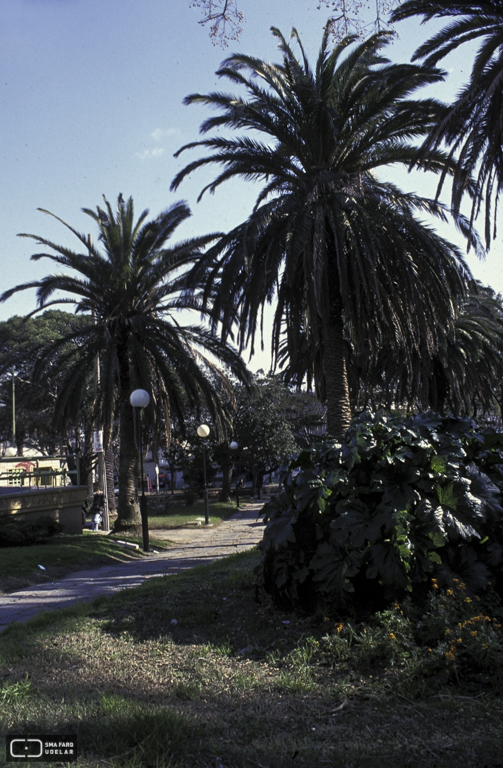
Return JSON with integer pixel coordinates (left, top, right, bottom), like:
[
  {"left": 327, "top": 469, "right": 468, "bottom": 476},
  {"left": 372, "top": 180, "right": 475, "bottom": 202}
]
[{"left": 1, "top": 0, "right": 502, "bottom": 372}]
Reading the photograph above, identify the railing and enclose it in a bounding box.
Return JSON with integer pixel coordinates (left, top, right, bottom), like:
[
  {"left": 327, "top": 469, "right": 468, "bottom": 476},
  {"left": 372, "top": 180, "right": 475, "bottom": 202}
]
[{"left": 0, "top": 455, "right": 82, "bottom": 490}]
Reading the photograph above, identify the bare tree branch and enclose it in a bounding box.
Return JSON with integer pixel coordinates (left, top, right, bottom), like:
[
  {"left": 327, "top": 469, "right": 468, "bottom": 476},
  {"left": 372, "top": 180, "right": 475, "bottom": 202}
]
[
  {"left": 191, "top": 0, "right": 402, "bottom": 46},
  {"left": 190, "top": 0, "right": 244, "bottom": 46}
]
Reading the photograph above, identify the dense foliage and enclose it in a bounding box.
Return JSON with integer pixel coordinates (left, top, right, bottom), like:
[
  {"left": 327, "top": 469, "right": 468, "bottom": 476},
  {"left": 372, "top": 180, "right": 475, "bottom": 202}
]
[
  {"left": 259, "top": 412, "right": 503, "bottom": 616},
  {"left": 0, "top": 515, "right": 63, "bottom": 547}
]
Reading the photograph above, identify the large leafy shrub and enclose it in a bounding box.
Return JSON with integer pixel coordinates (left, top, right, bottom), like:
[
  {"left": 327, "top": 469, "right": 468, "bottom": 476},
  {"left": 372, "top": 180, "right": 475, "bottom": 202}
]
[{"left": 259, "top": 412, "right": 503, "bottom": 615}]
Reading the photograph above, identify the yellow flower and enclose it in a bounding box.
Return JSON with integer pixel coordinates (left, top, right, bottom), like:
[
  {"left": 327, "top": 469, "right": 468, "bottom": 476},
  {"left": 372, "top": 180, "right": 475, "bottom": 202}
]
[
  {"left": 336, "top": 623, "right": 344, "bottom": 634},
  {"left": 471, "top": 631, "right": 478, "bottom": 637},
  {"left": 447, "top": 589, "right": 454, "bottom": 596},
  {"left": 464, "top": 597, "right": 472, "bottom": 604},
  {"left": 389, "top": 633, "right": 396, "bottom": 641},
  {"left": 445, "top": 651, "right": 455, "bottom": 662},
  {"left": 457, "top": 638, "right": 463, "bottom": 644}
]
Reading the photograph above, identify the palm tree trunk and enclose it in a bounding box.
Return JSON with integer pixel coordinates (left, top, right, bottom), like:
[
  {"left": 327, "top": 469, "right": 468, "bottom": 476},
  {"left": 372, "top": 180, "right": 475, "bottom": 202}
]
[
  {"left": 219, "top": 460, "right": 232, "bottom": 503},
  {"left": 85, "top": 425, "right": 94, "bottom": 499},
  {"left": 115, "top": 395, "right": 142, "bottom": 533},
  {"left": 324, "top": 311, "right": 352, "bottom": 437},
  {"left": 115, "top": 342, "right": 142, "bottom": 534},
  {"left": 105, "top": 442, "right": 116, "bottom": 514}
]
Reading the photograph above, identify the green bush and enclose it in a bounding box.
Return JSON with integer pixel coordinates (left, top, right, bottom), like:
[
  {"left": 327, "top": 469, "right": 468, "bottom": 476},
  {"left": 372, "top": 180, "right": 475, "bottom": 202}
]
[
  {"left": 0, "top": 515, "right": 63, "bottom": 547},
  {"left": 259, "top": 412, "right": 503, "bottom": 615}
]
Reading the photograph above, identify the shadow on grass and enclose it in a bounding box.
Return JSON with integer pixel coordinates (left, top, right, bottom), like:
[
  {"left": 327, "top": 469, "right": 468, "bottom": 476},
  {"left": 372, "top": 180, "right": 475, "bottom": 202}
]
[
  {"left": 2, "top": 681, "right": 503, "bottom": 768},
  {"left": 0, "top": 550, "right": 268, "bottom": 651},
  {"left": 1, "top": 698, "right": 192, "bottom": 768}
]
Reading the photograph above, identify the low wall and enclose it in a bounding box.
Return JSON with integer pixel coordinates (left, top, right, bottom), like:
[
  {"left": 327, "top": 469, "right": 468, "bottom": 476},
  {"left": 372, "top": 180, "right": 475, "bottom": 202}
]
[{"left": 0, "top": 486, "right": 89, "bottom": 534}]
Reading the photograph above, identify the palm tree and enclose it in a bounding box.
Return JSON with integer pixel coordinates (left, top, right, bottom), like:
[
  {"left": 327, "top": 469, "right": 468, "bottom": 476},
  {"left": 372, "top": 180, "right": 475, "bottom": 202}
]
[
  {"left": 171, "top": 28, "right": 476, "bottom": 436},
  {"left": 0, "top": 195, "right": 251, "bottom": 533},
  {"left": 391, "top": 1, "right": 503, "bottom": 248}
]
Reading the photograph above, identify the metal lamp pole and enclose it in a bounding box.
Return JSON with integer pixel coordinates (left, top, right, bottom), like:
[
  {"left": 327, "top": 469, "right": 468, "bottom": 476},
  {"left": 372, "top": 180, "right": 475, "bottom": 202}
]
[
  {"left": 197, "top": 424, "right": 210, "bottom": 525},
  {"left": 130, "top": 389, "right": 150, "bottom": 552}
]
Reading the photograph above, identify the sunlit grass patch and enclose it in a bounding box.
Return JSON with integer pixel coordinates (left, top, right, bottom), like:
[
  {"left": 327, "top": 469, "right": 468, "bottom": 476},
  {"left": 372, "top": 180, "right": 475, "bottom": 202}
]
[{"left": 146, "top": 497, "right": 238, "bottom": 528}]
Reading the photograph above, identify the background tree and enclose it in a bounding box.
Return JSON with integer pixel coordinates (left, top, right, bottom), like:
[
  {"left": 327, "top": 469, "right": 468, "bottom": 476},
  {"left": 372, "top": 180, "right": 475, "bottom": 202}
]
[
  {"left": 233, "top": 375, "right": 298, "bottom": 496},
  {"left": 0, "top": 195, "right": 251, "bottom": 533},
  {"left": 172, "top": 28, "right": 475, "bottom": 437},
  {"left": 0, "top": 311, "right": 93, "bottom": 457},
  {"left": 391, "top": 1, "right": 503, "bottom": 248}
]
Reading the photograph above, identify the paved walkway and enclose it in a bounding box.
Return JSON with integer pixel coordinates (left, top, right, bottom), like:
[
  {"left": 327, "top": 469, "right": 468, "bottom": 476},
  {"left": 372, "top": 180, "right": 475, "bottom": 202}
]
[{"left": 0, "top": 503, "right": 266, "bottom": 631}]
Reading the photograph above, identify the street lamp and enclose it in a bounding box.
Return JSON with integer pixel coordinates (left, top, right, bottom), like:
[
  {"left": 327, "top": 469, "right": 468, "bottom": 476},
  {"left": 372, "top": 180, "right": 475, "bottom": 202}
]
[
  {"left": 230, "top": 441, "right": 239, "bottom": 508},
  {"left": 197, "top": 423, "right": 210, "bottom": 525},
  {"left": 130, "top": 388, "right": 150, "bottom": 552}
]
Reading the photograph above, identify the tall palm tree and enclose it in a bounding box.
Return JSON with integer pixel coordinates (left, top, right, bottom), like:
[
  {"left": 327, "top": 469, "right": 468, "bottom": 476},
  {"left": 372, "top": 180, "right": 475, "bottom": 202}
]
[
  {"left": 0, "top": 195, "right": 251, "bottom": 533},
  {"left": 391, "top": 1, "right": 503, "bottom": 248},
  {"left": 171, "top": 28, "right": 476, "bottom": 436}
]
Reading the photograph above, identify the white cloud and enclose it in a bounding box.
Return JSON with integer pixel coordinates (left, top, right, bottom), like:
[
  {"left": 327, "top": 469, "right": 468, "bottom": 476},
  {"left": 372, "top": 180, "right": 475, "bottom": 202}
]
[
  {"left": 135, "top": 147, "right": 166, "bottom": 160},
  {"left": 151, "top": 128, "right": 178, "bottom": 142},
  {"left": 134, "top": 128, "right": 180, "bottom": 160}
]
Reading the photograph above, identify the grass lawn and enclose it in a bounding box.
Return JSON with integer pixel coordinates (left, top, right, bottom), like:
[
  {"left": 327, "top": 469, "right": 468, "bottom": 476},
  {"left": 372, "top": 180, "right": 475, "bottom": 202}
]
[
  {"left": 147, "top": 497, "right": 240, "bottom": 528},
  {"left": 1, "top": 548, "right": 502, "bottom": 767}
]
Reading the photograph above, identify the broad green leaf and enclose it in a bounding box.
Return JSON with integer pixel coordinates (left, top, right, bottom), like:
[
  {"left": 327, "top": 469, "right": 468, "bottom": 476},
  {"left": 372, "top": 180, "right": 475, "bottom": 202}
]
[{"left": 310, "top": 543, "right": 358, "bottom": 597}]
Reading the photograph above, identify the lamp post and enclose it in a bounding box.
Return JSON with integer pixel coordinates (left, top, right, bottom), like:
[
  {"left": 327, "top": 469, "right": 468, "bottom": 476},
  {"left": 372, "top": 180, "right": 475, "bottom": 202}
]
[
  {"left": 130, "top": 388, "right": 150, "bottom": 552},
  {"left": 230, "top": 441, "right": 239, "bottom": 508},
  {"left": 197, "top": 424, "right": 210, "bottom": 525}
]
